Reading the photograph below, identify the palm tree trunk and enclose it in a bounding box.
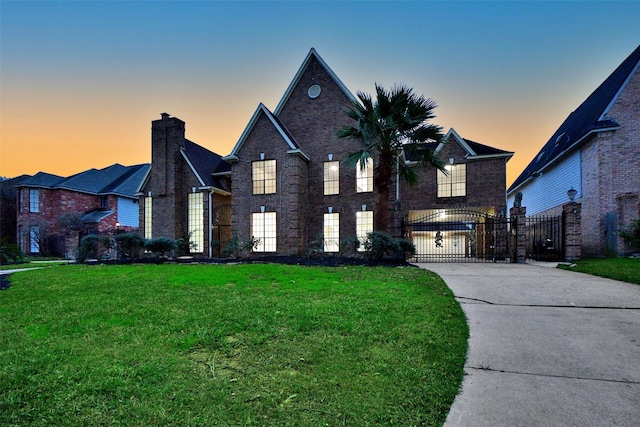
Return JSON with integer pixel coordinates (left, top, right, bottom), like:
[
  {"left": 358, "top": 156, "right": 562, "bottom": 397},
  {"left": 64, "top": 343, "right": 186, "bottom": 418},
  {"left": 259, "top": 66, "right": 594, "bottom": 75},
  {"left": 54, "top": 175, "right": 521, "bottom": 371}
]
[{"left": 374, "top": 150, "right": 393, "bottom": 233}]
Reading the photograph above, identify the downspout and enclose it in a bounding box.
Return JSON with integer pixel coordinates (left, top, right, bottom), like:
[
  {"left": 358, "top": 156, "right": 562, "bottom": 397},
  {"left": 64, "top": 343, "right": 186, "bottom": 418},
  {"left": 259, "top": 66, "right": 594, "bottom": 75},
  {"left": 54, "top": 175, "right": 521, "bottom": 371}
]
[
  {"left": 395, "top": 157, "right": 400, "bottom": 206},
  {"left": 208, "top": 188, "right": 214, "bottom": 258}
]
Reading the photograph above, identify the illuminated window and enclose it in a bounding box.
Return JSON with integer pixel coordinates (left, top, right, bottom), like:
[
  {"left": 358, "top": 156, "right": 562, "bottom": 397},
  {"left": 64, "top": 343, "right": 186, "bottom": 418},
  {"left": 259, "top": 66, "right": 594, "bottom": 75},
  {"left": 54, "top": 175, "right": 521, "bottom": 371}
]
[
  {"left": 324, "top": 161, "right": 340, "bottom": 195},
  {"left": 356, "top": 159, "right": 373, "bottom": 193},
  {"left": 356, "top": 211, "right": 373, "bottom": 252},
  {"left": 29, "top": 189, "right": 40, "bottom": 213},
  {"left": 144, "top": 196, "right": 152, "bottom": 239},
  {"left": 323, "top": 212, "right": 340, "bottom": 252},
  {"left": 252, "top": 212, "right": 276, "bottom": 252},
  {"left": 437, "top": 164, "right": 466, "bottom": 197},
  {"left": 252, "top": 160, "right": 277, "bottom": 194},
  {"left": 188, "top": 192, "right": 204, "bottom": 252}
]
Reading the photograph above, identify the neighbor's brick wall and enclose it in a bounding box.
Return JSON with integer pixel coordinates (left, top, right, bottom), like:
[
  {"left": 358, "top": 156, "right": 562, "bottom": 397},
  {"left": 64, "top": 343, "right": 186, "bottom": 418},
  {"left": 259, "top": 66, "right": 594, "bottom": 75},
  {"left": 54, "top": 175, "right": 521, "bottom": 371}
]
[{"left": 580, "top": 67, "right": 640, "bottom": 256}]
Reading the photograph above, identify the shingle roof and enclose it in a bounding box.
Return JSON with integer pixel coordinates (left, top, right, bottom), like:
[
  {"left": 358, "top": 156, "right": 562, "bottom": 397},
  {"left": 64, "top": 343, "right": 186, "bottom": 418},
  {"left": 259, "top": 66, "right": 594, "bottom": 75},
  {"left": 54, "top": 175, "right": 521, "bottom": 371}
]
[
  {"left": 183, "top": 139, "right": 231, "bottom": 191},
  {"left": 509, "top": 44, "right": 640, "bottom": 192},
  {"left": 81, "top": 209, "right": 114, "bottom": 223},
  {"left": 16, "top": 164, "right": 150, "bottom": 198}
]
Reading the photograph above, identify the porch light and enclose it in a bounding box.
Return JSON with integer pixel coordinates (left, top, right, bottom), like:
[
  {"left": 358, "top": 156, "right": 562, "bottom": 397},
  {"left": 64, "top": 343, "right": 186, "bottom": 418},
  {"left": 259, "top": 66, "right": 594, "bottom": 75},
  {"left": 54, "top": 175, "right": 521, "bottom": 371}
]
[
  {"left": 362, "top": 204, "right": 367, "bottom": 211},
  {"left": 260, "top": 205, "right": 265, "bottom": 213},
  {"left": 567, "top": 187, "right": 577, "bottom": 202},
  {"left": 328, "top": 206, "right": 333, "bottom": 213},
  {"left": 328, "top": 154, "right": 333, "bottom": 161},
  {"left": 260, "top": 152, "right": 265, "bottom": 160}
]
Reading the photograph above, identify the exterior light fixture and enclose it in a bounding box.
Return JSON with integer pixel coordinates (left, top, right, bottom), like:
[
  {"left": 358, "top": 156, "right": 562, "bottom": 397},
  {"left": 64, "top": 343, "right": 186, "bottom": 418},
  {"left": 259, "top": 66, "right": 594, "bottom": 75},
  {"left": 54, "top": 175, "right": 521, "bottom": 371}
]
[
  {"left": 567, "top": 187, "right": 577, "bottom": 202},
  {"left": 260, "top": 205, "right": 265, "bottom": 213},
  {"left": 361, "top": 204, "right": 367, "bottom": 211},
  {"left": 260, "top": 152, "right": 265, "bottom": 160},
  {"left": 328, "top": 206, "right": 333, "bottom": 213},
  {"left": 328, "top": 154, "right": 333, "bottom": 161}
]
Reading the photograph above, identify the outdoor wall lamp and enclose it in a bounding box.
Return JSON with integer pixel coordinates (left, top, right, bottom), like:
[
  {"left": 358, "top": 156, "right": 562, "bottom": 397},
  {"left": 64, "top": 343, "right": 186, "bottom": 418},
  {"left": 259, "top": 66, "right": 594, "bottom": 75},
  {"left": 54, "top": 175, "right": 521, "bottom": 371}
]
[{"left": 567, "top": 187, "right": 577, "bottom": 202}]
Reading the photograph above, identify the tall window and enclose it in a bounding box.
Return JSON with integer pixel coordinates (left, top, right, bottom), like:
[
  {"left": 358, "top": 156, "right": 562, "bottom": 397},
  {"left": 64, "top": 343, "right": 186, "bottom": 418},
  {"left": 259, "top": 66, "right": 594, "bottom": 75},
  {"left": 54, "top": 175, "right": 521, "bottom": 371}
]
[
  {"left": 356, "top": 211, "right": 373, "bottom": 252},
  {"left": 356, "top": 159, "right": 373, "bottom": 193},
  {"left": 18, "top": 189, "right": 24, "bottom": 212},
  {"left": 323, "top": 212, "right": 340, "bottom": 252},
  {"left": 252, "top": 212, "right": 276, "bottom": 252},
  {"left": 29, "top": 189, "right": 40, "bottom": 213},
  {"left": 438, "top": 164, "right": 466, "bottom": 197},
  {"left": 29, "top": 225, "right": 39, "bottom": 253},
  {"left": 188, "top": 192, "right": 204, "bottom": 252},
  {"left": 144, "top": 196, "right": 152, "bottom": 239},
  {"left": 324, "top": 161, "right": 340, "bottom": 195},
  {"left": 252, "top": 160, "right": 277, "bottom": 194}
]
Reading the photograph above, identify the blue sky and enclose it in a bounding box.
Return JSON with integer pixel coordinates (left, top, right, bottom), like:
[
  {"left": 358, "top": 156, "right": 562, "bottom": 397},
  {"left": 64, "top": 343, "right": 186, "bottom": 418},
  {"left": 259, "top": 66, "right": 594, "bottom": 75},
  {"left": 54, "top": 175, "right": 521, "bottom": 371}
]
[{"left": 1, "top": 0, "right": 639, "bottom": 185}]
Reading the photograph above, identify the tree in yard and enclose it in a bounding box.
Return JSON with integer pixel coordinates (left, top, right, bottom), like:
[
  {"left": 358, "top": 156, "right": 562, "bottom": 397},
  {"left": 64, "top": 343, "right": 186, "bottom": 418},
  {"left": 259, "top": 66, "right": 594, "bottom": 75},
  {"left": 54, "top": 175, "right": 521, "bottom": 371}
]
[{"left": 338, "top": 84, "right": 446, "bottom": 232}]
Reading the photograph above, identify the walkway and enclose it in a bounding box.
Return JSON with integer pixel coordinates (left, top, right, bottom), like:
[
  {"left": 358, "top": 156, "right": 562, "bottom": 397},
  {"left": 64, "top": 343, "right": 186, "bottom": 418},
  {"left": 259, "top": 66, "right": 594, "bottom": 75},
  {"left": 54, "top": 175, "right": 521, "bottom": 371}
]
[{"left": 416, "top": 262, "right": 640, "bottom": 427}]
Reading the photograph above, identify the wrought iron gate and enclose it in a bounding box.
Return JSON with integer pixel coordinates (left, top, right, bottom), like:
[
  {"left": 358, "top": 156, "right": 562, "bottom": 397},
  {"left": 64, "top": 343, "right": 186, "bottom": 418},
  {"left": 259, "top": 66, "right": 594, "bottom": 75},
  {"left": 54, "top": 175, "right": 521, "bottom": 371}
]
[
  {"left": 405, "top": 209, "right": 512, "bottom": 263},
  {"left": 525, "top": 214, "right": 563, "bottom": 261}
]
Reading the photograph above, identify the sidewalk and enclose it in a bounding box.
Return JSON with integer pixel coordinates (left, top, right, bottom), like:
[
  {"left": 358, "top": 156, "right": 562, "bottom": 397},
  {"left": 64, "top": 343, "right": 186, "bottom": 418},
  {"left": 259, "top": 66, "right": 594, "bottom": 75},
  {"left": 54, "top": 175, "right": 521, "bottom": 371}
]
[{"left": 416, "top": 262, "right": 640, "bottom": 427}]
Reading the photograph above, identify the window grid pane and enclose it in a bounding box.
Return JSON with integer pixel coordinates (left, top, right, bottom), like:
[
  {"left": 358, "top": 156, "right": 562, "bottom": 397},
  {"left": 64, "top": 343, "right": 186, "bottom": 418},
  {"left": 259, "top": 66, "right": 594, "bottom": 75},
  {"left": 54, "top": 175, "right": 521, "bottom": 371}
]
[
  {"left": 437, "top": 164, "right": 466, "bottom": 198},
  {"left": 188, "top": 192, "right": 204, "bottom": 252},
  {"left": 252, "top": 160, "right": 277, "bottom": 195},
  {"left": 356, "top": 211, "right": 373, "bottom": 252},
  {"left": 252, "top": 212, "right": 277, "bottom": 252},
  {"left": 324, "top": 161, "right": 340, "bottom": 195},
  {"left": 144, "top": 197, "right": 152, "bottom": 239},
  {"left": 356, "top": 159, "right": 373, "bottom": 193},
  {"left": 323, "top": 213, "right": 340, "bottom": 252},
  {"left": 29, "top": 189, "right": 40, "bottom": 213}
]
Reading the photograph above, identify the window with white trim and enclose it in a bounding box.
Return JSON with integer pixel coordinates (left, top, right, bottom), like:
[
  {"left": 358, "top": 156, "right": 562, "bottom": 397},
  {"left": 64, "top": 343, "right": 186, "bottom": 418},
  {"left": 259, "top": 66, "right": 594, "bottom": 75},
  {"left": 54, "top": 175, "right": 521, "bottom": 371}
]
[
  {"left": 144, "top": 196, "right": 152, "bottom": 239},
  {"left": 323, "top": 212, "right": 340, "bottom": 252},
  {"left": 356, "top": 159, "right": 373, "bottom": 193},
  {"left": 356, "top": 211, "right": 373, "bottom": 252},
  {"left": 29, "top": 225, "right": 39, "bottom": 253},
  {"left": 29, "top": 189, "right": 40, "bottom": 213},
  {"left": 252, "top": 160, "right": 277, "bottom": 194},
  {"left": 437, "top": 164, "right": 466, "bottom": 197},
  {"left": 324, "top": 161, "right": 340, "bottom": 195},
  {"left": 188, "top": 192, "right": 204, "bottom": 252},
  {"left": 252, "top": 212, "right": 276, "bottom": 252}
]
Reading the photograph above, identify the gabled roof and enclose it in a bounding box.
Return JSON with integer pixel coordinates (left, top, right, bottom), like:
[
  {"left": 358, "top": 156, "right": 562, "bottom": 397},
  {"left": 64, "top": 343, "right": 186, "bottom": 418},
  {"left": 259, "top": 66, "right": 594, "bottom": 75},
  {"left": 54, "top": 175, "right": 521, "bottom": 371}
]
[
  {"left": 16, "top": 164, "right": 150, "bottom": 199},
  {"left": 181, "top": 139, "right": 231, "bottom": 191},
  {"left": 81, "top": 209, "right": 114, "bottom": 224},
  {"left": 509, "top": 44, "right": 640, "bottom": 193},
  {"left": 414, "top": 128, "right": 513, "bottom": 162},
  {"left": 224, "top": 103, "right": 309, "bottom": 162},
  {"left": 274, "top": 48, "right": 358, "bottom": 115}
]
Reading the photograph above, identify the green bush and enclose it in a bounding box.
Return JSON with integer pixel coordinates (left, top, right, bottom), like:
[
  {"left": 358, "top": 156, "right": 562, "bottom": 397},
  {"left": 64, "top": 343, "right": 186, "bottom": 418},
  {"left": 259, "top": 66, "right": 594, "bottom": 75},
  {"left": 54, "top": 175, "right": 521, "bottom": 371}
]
[
  {"left": 620, "top": 218, "right": 640, "bottom": 253},
  {"left": 144, "top": 237, "right": 177, "bottom": 257},
  {"left": 221, "top": 234, "right": 259, "bottom": 258},
  {"left": 114, "top": 232, "right": 145, "bottom": 260},
  {"left": 363, "top": 231, "right": 415, "bottom": 261},
  {"left": 78, "top": 234, "right": 111, "bottom": 262},
  {"left": 0, "top": 238, "right": 23, "bottom": 264}
]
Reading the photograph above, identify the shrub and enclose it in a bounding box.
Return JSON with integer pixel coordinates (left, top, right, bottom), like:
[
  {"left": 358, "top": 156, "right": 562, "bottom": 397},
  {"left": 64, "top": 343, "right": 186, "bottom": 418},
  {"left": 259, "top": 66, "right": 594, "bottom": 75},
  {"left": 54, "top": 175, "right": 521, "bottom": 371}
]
[
  {"left": 114, "top": 232, "right": 145, "bottom": 260},
  {"left": 221, "top": 234, "right": 259, "bottom": 258},
  {"left": 78, "top": 234, "right": 111, "bottom": 262},
  {"left": 144, "top": 237, "right": 177, "bottom": 257},
  {"left": 1, "top": 238, "right": 23, "bottom": 264},
  {"left": 620, "top": 219, "right": 640, "bottom": 253},
  {"left": 363, "top": 231, "right": 415, "bottom": 261}
]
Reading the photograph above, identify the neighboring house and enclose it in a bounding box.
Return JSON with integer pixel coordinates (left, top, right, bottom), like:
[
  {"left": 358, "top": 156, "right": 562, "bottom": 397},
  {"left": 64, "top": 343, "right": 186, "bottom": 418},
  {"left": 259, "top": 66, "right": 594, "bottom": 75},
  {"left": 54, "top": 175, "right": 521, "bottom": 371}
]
[
  {"left": 507, "top": 44, "right": 640, "bottom": 257},
  {"left": 15, "top": 163, "right": 150, "bottom": 257},
  {"left": 0, "top": 175, "right": 30, "bottom": 246},
  {"left": 137, "top": 113, "right": 232, "bottom": 257},
  {"left": 223, "top": 48, "right": 513, "bottom": 257}
]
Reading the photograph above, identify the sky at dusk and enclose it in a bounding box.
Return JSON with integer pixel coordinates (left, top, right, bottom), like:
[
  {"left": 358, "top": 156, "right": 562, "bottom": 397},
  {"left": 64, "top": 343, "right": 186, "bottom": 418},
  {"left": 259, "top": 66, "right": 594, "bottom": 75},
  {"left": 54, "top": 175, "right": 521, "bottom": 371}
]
[{"left": 1, "top": 1, "right": 639, "bottom": 186}]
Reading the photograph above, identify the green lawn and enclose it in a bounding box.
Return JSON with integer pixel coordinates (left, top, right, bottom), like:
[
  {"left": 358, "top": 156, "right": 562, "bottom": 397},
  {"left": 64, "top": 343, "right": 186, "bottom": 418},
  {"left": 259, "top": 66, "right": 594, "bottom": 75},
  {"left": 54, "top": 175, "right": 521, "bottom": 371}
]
[
  {"left": 0, "top": 264, "right": 468, "bottom": 426},
  {"left": 559, "top": 257, "right": 640, "bottom": 285}
]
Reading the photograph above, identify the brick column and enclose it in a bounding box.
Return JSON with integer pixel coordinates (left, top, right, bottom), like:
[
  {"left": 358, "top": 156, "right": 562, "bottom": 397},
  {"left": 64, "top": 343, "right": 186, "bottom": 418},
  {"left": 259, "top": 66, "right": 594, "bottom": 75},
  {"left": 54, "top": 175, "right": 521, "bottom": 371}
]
[
  {"left": 510, "top": 206, "right": 527, "bottom": 263},
  {"left": 562, "top": 202, "right": 582, "bottom": 261}
]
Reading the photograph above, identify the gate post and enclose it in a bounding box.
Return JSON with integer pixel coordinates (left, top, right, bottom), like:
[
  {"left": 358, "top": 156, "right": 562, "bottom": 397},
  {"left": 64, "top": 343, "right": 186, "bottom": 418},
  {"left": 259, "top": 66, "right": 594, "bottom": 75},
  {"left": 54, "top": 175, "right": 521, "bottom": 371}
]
[
  {"left": 510, "top": 206, "right": 527, "bottom": 263},
  {"left": 562, "top": 202, "right": 581, "bottom": 261}
]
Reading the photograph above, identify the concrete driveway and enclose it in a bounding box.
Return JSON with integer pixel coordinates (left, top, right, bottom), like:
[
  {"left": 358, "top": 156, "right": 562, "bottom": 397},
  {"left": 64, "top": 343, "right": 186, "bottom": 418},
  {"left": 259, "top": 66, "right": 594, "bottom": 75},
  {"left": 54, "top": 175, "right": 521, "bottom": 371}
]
[{"left": 416, "top": 262, "right": 640, "bottom": 427}]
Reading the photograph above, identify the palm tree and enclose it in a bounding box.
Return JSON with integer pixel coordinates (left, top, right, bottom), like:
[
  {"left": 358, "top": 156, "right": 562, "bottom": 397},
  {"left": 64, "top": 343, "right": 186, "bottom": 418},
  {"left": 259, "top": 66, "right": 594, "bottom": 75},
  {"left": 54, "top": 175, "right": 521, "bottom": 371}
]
[{"left": 338, "top": 83, "right": 445, "bottom": 233}]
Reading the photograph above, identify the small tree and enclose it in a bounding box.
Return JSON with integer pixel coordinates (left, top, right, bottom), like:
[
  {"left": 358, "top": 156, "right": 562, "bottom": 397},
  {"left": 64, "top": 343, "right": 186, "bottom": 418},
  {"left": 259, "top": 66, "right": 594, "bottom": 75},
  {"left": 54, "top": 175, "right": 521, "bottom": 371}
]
[{"left": 78, "top": 234, "right": 111, "bottom": 262}]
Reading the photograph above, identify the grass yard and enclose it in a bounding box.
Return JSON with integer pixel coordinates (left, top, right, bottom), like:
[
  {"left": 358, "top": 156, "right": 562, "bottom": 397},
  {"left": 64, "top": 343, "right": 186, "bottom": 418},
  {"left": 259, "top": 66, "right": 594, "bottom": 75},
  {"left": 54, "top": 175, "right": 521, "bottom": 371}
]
[
  {"left": 558, "top": 257, "right": 640, "bottom": 285},
  {"left": 0, "top": 264, "right": 468, "bottom": 426}
]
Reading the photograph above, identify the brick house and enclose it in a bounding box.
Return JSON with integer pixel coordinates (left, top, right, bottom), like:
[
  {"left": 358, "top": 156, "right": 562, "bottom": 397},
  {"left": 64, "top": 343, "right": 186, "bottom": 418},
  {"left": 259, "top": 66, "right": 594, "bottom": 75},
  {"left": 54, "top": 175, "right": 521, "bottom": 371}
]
[
  {"left": 15, "top": 163, "right": 150, "bottom": 257},
  {"left": 223, "top": 48, "right": 513, "bottom": 257},
  {"left": 507, "top": 44, "right": 640, "bottom": 256},
  {"left": 137, "top": 113, "right": 232, "bottom": 257}
]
